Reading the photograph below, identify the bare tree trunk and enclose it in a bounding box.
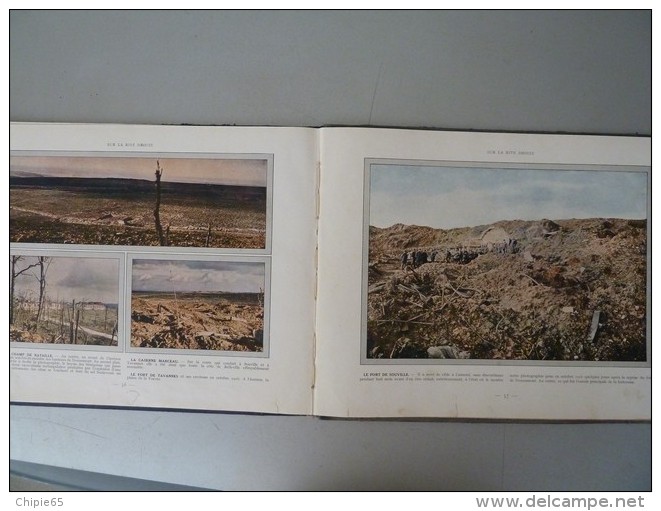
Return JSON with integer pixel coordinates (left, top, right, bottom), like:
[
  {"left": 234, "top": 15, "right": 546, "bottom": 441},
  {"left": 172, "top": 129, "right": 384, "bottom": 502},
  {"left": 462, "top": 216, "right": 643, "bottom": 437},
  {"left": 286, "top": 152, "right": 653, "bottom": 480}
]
[
  {"left": 60, "top": 303, "right": 65, "bottom": 336},
  {"left": 10, "top": 256, "right": 19, "bottom": 326},
  {"left": 154, "top": 160, "right": 167, "bottom": 246},
  {"left": 10, "top": 256, "right": 39, "bottom": 325},
  {"left": 35, "top": 257, "right": 51, "bottom": 331},
  {"left": 69, "top": 300, "right": 75, "bottom": 344},
  {"left": 74, "top": 308, "right": 80, "bottom": 344}
]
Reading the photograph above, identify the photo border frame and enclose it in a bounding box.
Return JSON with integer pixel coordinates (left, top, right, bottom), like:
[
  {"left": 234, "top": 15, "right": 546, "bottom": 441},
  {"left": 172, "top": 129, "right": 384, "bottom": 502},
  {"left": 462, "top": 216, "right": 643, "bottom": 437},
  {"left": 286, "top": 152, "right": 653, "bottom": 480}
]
[{"left": 360, "top": 157, "right": 651, "bottom": 368}]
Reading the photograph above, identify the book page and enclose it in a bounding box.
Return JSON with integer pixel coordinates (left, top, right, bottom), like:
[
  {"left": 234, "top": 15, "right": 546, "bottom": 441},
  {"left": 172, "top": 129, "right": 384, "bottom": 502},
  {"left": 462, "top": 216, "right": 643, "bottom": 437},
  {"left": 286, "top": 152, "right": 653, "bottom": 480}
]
[
  {"left": 315, "top": 128, "right": 650, "bottom": 420},
  {"left": 9, "top": 123, "right": 318, "bottom": 415}
]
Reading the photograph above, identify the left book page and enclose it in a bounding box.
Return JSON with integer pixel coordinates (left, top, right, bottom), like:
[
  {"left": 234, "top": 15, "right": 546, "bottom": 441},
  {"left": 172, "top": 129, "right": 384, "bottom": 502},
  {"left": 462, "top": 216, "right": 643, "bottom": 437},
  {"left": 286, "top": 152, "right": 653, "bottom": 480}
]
[{"left": 9, "top": 123, "right": 318, "bottom": 415}]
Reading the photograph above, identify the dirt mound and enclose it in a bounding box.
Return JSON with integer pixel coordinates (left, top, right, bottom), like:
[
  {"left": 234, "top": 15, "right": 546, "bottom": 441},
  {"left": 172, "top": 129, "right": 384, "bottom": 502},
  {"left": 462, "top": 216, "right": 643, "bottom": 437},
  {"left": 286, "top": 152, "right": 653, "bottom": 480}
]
[
  {"left": 370, "top": 224, "right": 447, "bottom": 253},
  {"left": 10, "top": 326, "right": 52, "bottom": 343},
  {"left": 131, "top": 294, "right": 263, "bottom": 351},
  {"left": 367, "top": 218, "right": 647, "bottom": 361}
]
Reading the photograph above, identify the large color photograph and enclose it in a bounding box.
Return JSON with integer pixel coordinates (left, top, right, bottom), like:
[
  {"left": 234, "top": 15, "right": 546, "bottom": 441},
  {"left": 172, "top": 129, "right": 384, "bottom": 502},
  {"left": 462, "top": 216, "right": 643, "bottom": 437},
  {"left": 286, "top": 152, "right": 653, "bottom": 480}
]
[
  {"left": 10, "top": 155, "right": 268, "bottom": 249},
  {"left": 131, "top": 258, "right": 266, "bottom": 352},
  {"left": 366, "top": 163, "right": 648, "bottom": 362}
]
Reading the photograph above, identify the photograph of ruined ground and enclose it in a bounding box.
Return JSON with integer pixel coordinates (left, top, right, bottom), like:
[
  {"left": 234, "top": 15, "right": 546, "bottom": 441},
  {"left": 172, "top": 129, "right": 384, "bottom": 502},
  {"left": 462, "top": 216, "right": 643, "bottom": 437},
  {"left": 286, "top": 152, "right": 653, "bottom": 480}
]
[
  {"left": 10, "top": 156, "right": 268, "bottom": 249},
  {"left": 10, "top": 255, "right": 119, "bottom": 346},
  {"left": 366, "top": 164, "right": 648, "bottom": 362},
  {"left": 131, "top": 259, "right": 265, "bottom": 351}
]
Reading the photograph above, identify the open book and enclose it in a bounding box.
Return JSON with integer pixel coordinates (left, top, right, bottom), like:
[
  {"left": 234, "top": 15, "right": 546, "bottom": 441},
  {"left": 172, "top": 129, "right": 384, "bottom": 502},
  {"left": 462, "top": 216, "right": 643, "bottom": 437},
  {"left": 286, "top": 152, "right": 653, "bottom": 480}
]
[{"left": 9, "top": 123, "right": 651, "bottom": 421}]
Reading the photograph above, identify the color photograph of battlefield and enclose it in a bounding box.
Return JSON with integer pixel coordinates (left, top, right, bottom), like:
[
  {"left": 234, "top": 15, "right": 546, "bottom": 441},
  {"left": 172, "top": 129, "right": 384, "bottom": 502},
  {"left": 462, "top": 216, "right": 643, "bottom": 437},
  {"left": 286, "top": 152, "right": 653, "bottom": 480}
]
[
  {"left": 10, "top": 255, "right": 120, "bottom": 346},
  {"left": 131, "top": 259, "right": 265, "bottom": 352},
  {"left": 10, "top": 155, "right": 268, "bottom": 249},
  {"left": 366, "top": 164, "right": 648, "bottom": 362}
]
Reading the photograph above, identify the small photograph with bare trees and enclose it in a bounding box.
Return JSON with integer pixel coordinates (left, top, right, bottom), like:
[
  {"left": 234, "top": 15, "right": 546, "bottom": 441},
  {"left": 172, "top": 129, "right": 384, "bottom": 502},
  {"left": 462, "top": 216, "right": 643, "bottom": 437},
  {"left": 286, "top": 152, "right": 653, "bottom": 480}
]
[
  {"left": 10, "top": 155, "right": 269, "bottom": 250},
  {"left": 366, "top": 162, "right": 648, "bottom": 363},
  {"left": 130, "top": 258, "right": 266, "bottom": 353},
  {"left": 10, "top": 254, "right": 120, "bottom": 346}
]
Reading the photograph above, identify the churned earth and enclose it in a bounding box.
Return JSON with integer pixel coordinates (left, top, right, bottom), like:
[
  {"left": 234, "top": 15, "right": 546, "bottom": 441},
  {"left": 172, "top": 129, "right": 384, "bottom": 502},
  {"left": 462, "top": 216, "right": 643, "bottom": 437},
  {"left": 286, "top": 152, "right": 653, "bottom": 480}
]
[{"left": 367, "top": 218, "right": 647, "bottom": 361}]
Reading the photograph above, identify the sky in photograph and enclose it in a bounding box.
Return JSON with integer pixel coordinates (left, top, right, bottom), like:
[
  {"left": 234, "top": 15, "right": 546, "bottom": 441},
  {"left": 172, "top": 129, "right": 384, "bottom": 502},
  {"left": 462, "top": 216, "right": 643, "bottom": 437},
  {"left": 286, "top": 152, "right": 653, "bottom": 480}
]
[
  {"left": 11, "top": 256, "right": 119, "bottom": 304},
  {"left": 132, "top": 259, "right": 265, "bottom": 294},
  {"left": 369, "top": 164, "right": 649, "bottom": 229},
  {"left": 10, "top": 155, "right": 267, "bottom": 187}
]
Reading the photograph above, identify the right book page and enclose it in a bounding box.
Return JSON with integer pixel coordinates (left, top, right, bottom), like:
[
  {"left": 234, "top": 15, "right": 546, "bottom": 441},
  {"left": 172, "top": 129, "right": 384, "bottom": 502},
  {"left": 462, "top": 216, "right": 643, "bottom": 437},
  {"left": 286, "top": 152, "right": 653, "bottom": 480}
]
[{"left": 314, "top": 127, "right": 651, "bottom": 420}]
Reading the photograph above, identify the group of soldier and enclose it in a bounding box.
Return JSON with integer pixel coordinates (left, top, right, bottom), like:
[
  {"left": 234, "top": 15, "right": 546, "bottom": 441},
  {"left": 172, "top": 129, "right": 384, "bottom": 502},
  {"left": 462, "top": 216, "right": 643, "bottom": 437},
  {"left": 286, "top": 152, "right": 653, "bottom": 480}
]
[
  {"left": 400, "top": 249, "right": 439, "bottom": 269},
  {"left": 492, "top": 238, "right": 518, "bottom": 254},
  {"left": 400, "top": 238, "right": 519, "bottom": 270}
]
